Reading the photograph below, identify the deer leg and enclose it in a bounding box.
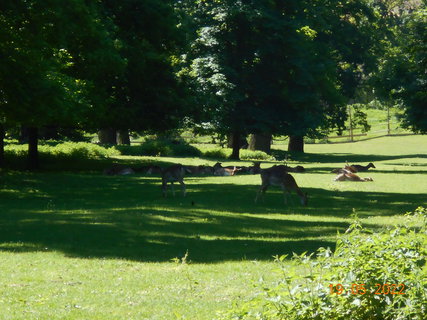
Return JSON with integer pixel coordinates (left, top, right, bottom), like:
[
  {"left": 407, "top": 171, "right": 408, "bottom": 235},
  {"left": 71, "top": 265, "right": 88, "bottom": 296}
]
[
  {"left": 281, "top": 185, "right": 293, "bottom": 205},
  {"left": 162, "top": 182, "right": 167, "bottom": 198},
  {"left": 179, "top": 180, "right": 186, "bottom": 197},
  {"left": 170, "top": 182, "right": 175, "bottom": 197},
  {"left": 255, "top": 184, "right": 268, "bottom": 203}
]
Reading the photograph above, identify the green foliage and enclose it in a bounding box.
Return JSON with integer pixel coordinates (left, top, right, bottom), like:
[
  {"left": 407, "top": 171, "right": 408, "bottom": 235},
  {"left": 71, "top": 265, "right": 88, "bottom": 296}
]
[
  {"left": 350, "top": 104, "right": 372, "bottom": 133},
  {"left": 179, "top": 0, "right": 381, "bottom": 159},
  {"left": 240, "top": 150, "right": 274, "bottom": 161},
  {"left": 219, "top": 208, "right": 427, "bottom": 320},
  {"left": 116, "top": 138, "right": 201, "bottom": 157},
  {"left": 201, "top": 147, "right": 273, "bottom": 160},
  {"left": 200, "top": 148, "right": 231, "bottom": 159},
  {"left": 371, "top": 2, "right": 426, "bottom": 133},
  {"left": 5, "top": 142, "right": 119, "bottom": 160}
]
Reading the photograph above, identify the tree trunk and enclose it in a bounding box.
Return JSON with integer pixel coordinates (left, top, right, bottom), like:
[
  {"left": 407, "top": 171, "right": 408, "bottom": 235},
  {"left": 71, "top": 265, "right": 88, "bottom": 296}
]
[
  {"left": 0, "top": 124, "right": 5, "bottom": 167},
  {"left": 249, "top": 133, "right": 272, "bottom": 154},
  {"left": 117, "top": 130, "right": 131, "bottom": 145},
  {"left": 229, "top": 131, "right": 241, "bottom": 160},
  {"left": 19, "top": 126, "right": 29, "bottom": 143},
  {"left": 226, "top": 134, "right": 233, "bottom": 148},
  {"left": 98, "top": 129, "right": 117, "bottom": 145},
  {"left": 288, "top": 135, "right": 304, "bottom": 153},
  {"left": 27, "top": 127, "right": 39, "bottom": 170}
]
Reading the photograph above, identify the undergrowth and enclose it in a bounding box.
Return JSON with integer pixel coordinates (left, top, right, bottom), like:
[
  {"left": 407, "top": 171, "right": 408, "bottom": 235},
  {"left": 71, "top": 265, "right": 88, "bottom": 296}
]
[{"left": 218, "top": 207, "right": 427, "bottom": 320}]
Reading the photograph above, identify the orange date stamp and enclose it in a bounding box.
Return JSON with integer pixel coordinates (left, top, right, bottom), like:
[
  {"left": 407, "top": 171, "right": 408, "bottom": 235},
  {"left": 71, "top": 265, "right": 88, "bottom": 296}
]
[{"left": 329, "top": 283, "right": 406, "bottom": 295}]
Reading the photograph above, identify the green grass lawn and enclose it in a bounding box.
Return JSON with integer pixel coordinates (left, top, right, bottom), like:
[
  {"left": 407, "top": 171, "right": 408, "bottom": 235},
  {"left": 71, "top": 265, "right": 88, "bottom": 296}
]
[{"left": 0, "top": 135, "right": 426, "bottom": 319}]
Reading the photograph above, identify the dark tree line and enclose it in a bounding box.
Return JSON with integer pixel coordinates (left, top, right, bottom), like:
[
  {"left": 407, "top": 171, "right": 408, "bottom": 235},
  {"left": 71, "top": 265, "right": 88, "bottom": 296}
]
[{"left": 0, "top": 0, "right": 425, "bottom": 167}]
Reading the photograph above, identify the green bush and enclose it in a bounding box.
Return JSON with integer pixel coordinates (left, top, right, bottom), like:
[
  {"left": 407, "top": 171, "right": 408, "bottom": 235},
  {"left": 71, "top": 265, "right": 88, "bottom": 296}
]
[
  {"left": 115, "top": 138, "right": 202, "bottom": 157},
  {"left": 219, "top": 207, "right": 427, "bottom": 320},
  {"left": 202, "top": 148, "right": 231, "bottom": 159},
  {"left": 201, "top": 147, "right": 273, "bottom": 160},
  {"left": 5, "top": 142, "right": 119, "bottom": 159},
  {"left": 240, "top": 149, "right": 274, "bottom": 161}
]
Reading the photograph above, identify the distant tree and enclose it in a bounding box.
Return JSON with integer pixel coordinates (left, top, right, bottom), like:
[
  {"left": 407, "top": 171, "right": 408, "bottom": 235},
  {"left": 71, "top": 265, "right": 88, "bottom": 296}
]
[{"left": 372, "top": 1, "right": 426, "bottom": 133}]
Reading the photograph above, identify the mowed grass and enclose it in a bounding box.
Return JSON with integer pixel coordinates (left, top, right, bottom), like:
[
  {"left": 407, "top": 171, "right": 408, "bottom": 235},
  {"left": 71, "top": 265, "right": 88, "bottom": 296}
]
[{"left": 0, "top": 135, "right": 426, "bottom": 319}]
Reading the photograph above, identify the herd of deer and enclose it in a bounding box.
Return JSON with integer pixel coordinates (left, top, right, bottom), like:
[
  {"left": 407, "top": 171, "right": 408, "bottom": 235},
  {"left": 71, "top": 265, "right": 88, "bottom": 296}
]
[{"left": 104, "top": 161, "right": 376, "bottom": 206}]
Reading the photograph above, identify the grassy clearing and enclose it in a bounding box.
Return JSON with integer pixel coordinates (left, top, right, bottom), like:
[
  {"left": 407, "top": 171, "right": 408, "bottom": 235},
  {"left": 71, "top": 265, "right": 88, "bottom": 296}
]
[{"left": 0, "top": 135, "right": 426, "bottom": 319}]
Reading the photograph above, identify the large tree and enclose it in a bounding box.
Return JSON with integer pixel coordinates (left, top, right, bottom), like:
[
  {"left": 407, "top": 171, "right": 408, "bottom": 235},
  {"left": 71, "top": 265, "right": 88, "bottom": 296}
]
[
  {"left": 96, "top": 0, "right": 187, "bottom": 139},
  {"left": 0, "top": 0, "right": 101, "bottom": 168},
  {"left": 181, "top": 0, "right": 380, "bottom": 158},
  {"left": 1, "top": 0, "right": 188, "bottom": 168}
]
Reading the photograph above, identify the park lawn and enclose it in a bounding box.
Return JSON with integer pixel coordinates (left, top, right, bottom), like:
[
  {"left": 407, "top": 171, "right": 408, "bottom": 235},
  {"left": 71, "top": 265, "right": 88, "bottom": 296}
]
[{"left": 0, "top": 135, "right": 426, "bottom": 319}]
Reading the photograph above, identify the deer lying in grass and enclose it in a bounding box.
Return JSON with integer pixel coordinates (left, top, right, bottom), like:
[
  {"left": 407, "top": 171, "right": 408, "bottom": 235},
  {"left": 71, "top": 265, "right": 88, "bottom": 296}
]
[
  {"left": 331, "top": 163, "right": 357, "bottom": 174},
  {"left": 350, "top": 162, "right": 376, "bottom": 172},
  {"left": 255, "top": 166, "right": 308, "bottom": 205},
  {"left": 333, "top": 172, "right": 373, "bottom": 182},
  {"left": 103, "top": 165, "right": 135, "bottom": 175},
  {"left": 161, "top": 164, "right": 186, "bottom": 197},
  {"left": 184, "top": 165, "right": 214, "bottom": 175},
  {"left": 213, "top": 162, "right": 239, "bottom": 176}
]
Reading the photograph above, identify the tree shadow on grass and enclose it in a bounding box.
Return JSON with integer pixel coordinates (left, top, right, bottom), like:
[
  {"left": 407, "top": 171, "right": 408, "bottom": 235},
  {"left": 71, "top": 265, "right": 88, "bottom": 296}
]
[
  {"left": 303, "top": 166, "right": 427, "bottom": 174},
  {"left": 272, "top": 150, "right": 427, "bottom": 164},
  {"left": 0, "top": 173, "right": 425, "bottom": 263}
]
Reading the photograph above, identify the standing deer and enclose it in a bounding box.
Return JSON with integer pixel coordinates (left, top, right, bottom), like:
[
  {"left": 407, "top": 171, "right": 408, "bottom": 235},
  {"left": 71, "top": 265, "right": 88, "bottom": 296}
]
[
  {"left": 161, "top": 164, "right": 186, "bottom": 197},
  {"left": 255, "top": 166, "right": 308, "bottom": 205}
]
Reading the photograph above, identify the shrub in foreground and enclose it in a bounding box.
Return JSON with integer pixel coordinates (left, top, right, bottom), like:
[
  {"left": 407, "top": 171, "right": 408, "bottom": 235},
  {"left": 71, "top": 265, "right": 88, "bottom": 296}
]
[{"left": 219, "top": 207, "right": 427, "bottom": 320}]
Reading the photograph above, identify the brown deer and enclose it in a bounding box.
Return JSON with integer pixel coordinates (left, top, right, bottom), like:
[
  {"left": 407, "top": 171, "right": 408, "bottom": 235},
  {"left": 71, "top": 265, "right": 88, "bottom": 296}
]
[
  {"left": 161, "top": 164, "right": 186, "bottom": 197},
  {"left": 350, "top": 162, "right": 376, "bottom": 172},
  {"left": 103, "top": 165, "right": 135, "bottom": 175},
  {"left": 331, "top": 162, "right": 358, "bottom": 174},
  {"left": 247, "top": 162, "right": 261, "bottom": 174},
  {"left": 333, "top": 172, "right": 373, "bottom": 182},
  {"left": 213, "top": 162, "right": 239, "bottom": 176},
  {"left": 184, "top": 165, "right": 214, "bottom": 175},
  {"left": 255, "top": 166, "right": 308, "bottom": 205}
]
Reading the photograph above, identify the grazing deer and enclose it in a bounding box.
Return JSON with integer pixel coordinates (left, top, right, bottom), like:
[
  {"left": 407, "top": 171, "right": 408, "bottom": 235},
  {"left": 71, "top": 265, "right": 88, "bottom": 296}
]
[
  {"left": 255, "top": 166, "right": 308, "bottom": 206},
  {"left": 264, "top": 164, "right": 306, "bottom": 174},
  {"left": 161, "top": 164, "right": 186, "bottom": 197},
  {"left": 333, "top": 172, "right": 373, "bottom": 182},
  {"left": 291, "top": 165, "right": 305, "bottom": 173},
  {"left": 350, "top": 162, "right": 376, "bottom": 172},
  {"left": 147, "top": 165, "right": 162, "bottom": 175},
  {"left": 248, "top": 162, "right": 261, "bottom": 174},
  {"left": 213, "top": 162, "right": 239, "bottom": 176}
]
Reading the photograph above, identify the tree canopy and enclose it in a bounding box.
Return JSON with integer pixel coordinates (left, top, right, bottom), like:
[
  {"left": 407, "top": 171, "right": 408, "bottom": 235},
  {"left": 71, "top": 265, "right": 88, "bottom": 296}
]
[
  {"left": 0, "top": 0, "right": 425, "bottom": 167},
  {"left": 179, "top": 0, "right": 383, "bottom": 158}
]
